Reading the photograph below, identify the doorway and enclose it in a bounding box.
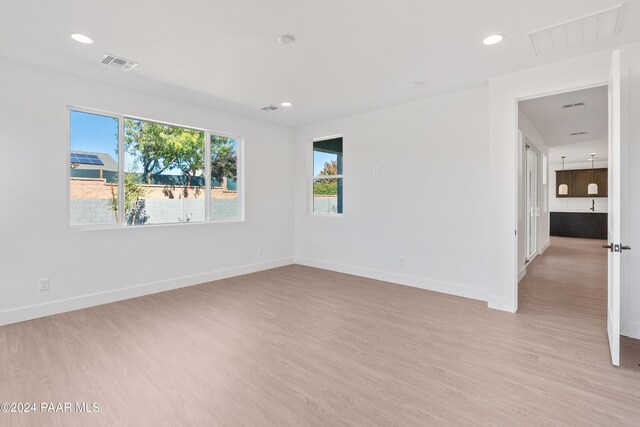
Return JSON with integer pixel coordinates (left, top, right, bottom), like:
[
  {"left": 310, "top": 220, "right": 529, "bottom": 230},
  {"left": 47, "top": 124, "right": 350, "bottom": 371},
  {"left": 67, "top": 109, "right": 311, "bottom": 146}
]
[
  {"left": 488, "top": 49, "right": 627, "bottom": 366},
  {"left": 517, "top": 84, "right": 612, "bottom": 354}
]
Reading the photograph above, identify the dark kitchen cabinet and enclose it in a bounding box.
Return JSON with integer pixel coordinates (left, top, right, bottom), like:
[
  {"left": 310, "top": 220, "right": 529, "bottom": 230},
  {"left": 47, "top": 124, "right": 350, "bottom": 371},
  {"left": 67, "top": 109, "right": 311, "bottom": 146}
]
[
  {"left": 555, "top": 168, "right": 607, "bottom": 197},
  {"left": 550, "top": 212, "right": 608, "bottom": 239},
  {"left": 555, "top": 170, "right": 574, "bottom": 198}
]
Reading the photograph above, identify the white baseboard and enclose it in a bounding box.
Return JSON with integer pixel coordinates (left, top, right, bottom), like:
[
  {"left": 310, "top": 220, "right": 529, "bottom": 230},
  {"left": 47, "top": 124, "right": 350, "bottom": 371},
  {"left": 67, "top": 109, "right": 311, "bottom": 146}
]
[
  {"left": 518, "top": 266, "right": 526, "bottom": 282},
  {"left": 295, "top": 256, "right": 487, "bottom": 302},
  {"left": 0, "top": 257, "right": 295, "bottom": 327},
  {"left": 487, "top": 295, "right": 517, "bottom": 313},
  {"left": 538, "top": 240, "right": 550, "bottom": 255},
  {"left": 622, "top": 320, "right": 640, "bottom": 340}
]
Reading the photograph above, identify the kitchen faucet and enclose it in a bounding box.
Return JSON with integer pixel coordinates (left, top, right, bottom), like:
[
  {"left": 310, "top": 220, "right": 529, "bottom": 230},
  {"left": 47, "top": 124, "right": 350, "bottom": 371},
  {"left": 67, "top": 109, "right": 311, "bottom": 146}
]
[{"left": 590, "top": 199, "right": 595, "bottom": 212}]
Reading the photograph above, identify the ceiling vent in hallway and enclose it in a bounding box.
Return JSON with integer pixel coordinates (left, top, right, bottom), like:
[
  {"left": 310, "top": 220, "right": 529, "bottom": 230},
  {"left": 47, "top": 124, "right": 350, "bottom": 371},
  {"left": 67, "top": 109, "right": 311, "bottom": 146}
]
[
  {"left": 529, "top": 5, "right": 621, "bottom": 56},
  {"left": 563, "top": 102, "right": 586, "bottom": 109},
  {"left": 260, "top": 105, "right": 280, "bottom": 112},
  {"left": 101, "top": 54, "right": 139, "bottom": 71}
]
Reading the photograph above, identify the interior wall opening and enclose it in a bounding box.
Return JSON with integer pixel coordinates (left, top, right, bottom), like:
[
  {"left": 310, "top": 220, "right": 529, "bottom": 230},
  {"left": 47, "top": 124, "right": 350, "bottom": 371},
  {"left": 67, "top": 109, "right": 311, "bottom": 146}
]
[{"left": 516, "top": 84, "right": 610, "bottom": 342}]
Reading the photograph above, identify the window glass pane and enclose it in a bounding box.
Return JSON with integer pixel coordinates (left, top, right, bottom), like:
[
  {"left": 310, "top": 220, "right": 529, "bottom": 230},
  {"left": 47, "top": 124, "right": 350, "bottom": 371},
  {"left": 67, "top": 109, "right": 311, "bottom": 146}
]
[
  {"left": 210, "top": 135, "right": 239, "bottom": 219},
  {"left": 313, "top": 138, "right": 343, "bottom": 176},
  {"left": 124, "top": 119, "right": 205, "bottom": 225},
  {"left": 313, "top": 178, "right": 343, "bottom": 214},
  {"left": 69, "top": 110, "right": 119, "bottom": 225}
]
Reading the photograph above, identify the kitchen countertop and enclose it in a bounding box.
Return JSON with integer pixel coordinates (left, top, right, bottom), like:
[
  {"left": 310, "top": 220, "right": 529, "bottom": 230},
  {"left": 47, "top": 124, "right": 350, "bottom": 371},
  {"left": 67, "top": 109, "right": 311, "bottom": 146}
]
[{"left": 550, "top": 209, "right": 608, "bottom": 213}]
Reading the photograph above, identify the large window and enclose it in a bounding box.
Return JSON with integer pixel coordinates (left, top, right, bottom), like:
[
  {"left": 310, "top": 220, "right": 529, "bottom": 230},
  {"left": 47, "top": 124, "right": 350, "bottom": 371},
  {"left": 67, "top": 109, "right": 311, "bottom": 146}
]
[
  {"left": 313, "top": 137, "right": 343, "bottom": 214},
  {"left": 124, "top": 118, "right": 205, "bottom": 225},
  {"left": 69, "top": 108, "right": 242, "bottom": 227}
]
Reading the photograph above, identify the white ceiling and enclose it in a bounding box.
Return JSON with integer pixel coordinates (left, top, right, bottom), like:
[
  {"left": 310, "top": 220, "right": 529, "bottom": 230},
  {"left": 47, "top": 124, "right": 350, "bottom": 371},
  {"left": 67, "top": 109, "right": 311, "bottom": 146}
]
[
  {"left": 548, "top": 140, "right": 609, "bottom": 164},
  {"left": 1, "top": 0, "right": 640, "bottom": 127},
  {"left": 519, "top": 85, "right": 608, "bottom": 147}
]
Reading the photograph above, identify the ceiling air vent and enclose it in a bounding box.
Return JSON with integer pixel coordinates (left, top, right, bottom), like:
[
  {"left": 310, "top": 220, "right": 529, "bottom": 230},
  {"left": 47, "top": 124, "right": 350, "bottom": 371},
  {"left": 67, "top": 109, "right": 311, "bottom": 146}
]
[
  {"left": 260, "top": 105, "right": 280, "bottom": 112},
  {"left": 529, "top": 5, "right": 621, "bottom": 56},
  {"left": 101, "top": 54, "right": 139, "bottom": 71},
  {"left": 570, "top": 131, "right": 588, "bottom": 136},
  {"left": 563, "top": 102, "right": 586, "bottom": 109}
]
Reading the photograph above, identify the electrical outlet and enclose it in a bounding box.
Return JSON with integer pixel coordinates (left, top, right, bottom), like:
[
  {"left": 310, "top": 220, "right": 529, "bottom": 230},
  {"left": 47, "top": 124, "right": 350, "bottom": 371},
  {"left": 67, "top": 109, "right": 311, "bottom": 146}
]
[
  {"left": 371, "top": 166, "right": 381, "bottom": 175},
  {"left": 399, "top": 257, "right": 405, "bottom": 267},
  {"left": 39, "top": 278, "right": 50, "bottom": 292}
]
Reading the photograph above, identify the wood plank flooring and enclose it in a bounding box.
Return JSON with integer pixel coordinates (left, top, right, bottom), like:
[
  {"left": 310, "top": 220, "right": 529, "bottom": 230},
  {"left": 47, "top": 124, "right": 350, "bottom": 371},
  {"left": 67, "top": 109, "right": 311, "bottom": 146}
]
[{"left": 1, "top": 237, "right": 640, "bottom": 426}]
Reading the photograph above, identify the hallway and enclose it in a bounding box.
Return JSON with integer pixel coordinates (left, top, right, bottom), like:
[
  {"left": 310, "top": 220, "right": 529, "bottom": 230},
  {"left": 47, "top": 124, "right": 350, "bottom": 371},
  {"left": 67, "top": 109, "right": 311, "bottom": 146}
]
[{"left": 518, "top": 236, "right": 640, "bottom": 368}]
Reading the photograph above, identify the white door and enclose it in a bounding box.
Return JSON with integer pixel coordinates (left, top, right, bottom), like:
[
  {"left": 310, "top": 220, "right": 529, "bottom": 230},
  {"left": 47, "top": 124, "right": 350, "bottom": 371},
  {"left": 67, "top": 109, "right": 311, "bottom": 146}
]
[{"left": 607, "top": 49, "right": 623, "bottom": 366}]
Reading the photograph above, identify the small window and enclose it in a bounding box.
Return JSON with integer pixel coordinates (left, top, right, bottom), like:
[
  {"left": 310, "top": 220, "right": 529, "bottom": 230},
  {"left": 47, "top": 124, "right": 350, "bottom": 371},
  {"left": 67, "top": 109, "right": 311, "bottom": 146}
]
[
  {"left": 210, "top": 134, "right": 239, "bottom": 220},
  {"left": 69, "top": 110, "right": 119, "bottom": 226},
  {"left": 124, "top": 118, "right": 205, "bottom": 225},
  {"left": 313, "top": 137, "right": 343, "bottom": 214}
]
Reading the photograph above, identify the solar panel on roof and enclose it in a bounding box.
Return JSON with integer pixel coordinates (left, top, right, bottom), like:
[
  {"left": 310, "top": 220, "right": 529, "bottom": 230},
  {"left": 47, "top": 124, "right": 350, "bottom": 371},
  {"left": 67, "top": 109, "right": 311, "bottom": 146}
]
[{"left": 70, "top": 153, "right": 104, "bottom": 166}]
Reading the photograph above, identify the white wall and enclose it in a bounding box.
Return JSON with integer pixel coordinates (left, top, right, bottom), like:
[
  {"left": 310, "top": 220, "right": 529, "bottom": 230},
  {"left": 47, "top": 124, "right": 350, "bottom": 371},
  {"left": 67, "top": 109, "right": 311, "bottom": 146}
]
[
  {"left": 621, "top": 43, "right": 640, "bottom": 339},
  {"left": 0, "top": 57, "right": 295, "bottom": 325},
  {"left": 293, "top": 86, "right": 490, "bottom": 301},
  {"left": 517, "top": 110, "right": 550, "bottom": 279}
]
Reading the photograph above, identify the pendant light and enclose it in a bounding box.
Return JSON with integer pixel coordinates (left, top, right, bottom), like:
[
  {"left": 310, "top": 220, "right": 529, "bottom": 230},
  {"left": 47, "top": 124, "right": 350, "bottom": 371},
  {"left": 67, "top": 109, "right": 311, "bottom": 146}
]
[
  {"left": 588, "top": 153, "right": 598, "bottom": 195},
  {"left": 558, "top": 156, "right": 569, "bottom": 195}
]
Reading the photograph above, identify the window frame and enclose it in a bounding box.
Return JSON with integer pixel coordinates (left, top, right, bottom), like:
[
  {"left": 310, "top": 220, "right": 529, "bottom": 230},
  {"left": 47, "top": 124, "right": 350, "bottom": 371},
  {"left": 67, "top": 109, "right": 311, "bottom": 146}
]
[
  {"left": 311, "top": 134, "right": 344, "bottom": 216},
  {"left": 67, "top": 105, "right": 244, "bottom": 230}
]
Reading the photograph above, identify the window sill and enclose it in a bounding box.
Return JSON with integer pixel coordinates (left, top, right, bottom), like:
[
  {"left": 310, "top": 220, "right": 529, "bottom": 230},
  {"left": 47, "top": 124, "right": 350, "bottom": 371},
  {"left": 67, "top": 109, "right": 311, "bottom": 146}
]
[{"left": 68, "top": 217, "right": 245, "bottom": 232}]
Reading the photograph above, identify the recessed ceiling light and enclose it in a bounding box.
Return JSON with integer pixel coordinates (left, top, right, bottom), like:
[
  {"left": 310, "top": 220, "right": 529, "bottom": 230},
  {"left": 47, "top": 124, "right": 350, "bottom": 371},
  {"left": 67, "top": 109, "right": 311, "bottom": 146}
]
[
  {"left": 70, "top": 33, "right": 94, "bottom": 44},
  {"left": 408, "top": 81, "right": 424, "bottom": 89},
  {"left": 482, "top": 34, "right": 503, "bottom": 45},
  {"left": 280, "top": 102, "right": 292, "bottom": 107},
  {"left": 278, "top": 34, "right": 296, "bottom": 45}
]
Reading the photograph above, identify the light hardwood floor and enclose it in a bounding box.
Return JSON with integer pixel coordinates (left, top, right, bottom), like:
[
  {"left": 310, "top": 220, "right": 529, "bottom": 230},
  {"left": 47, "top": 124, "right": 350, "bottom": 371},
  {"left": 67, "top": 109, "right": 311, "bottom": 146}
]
[{"left": 1, "top": 237, "right": 639, "bottom": 426}]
